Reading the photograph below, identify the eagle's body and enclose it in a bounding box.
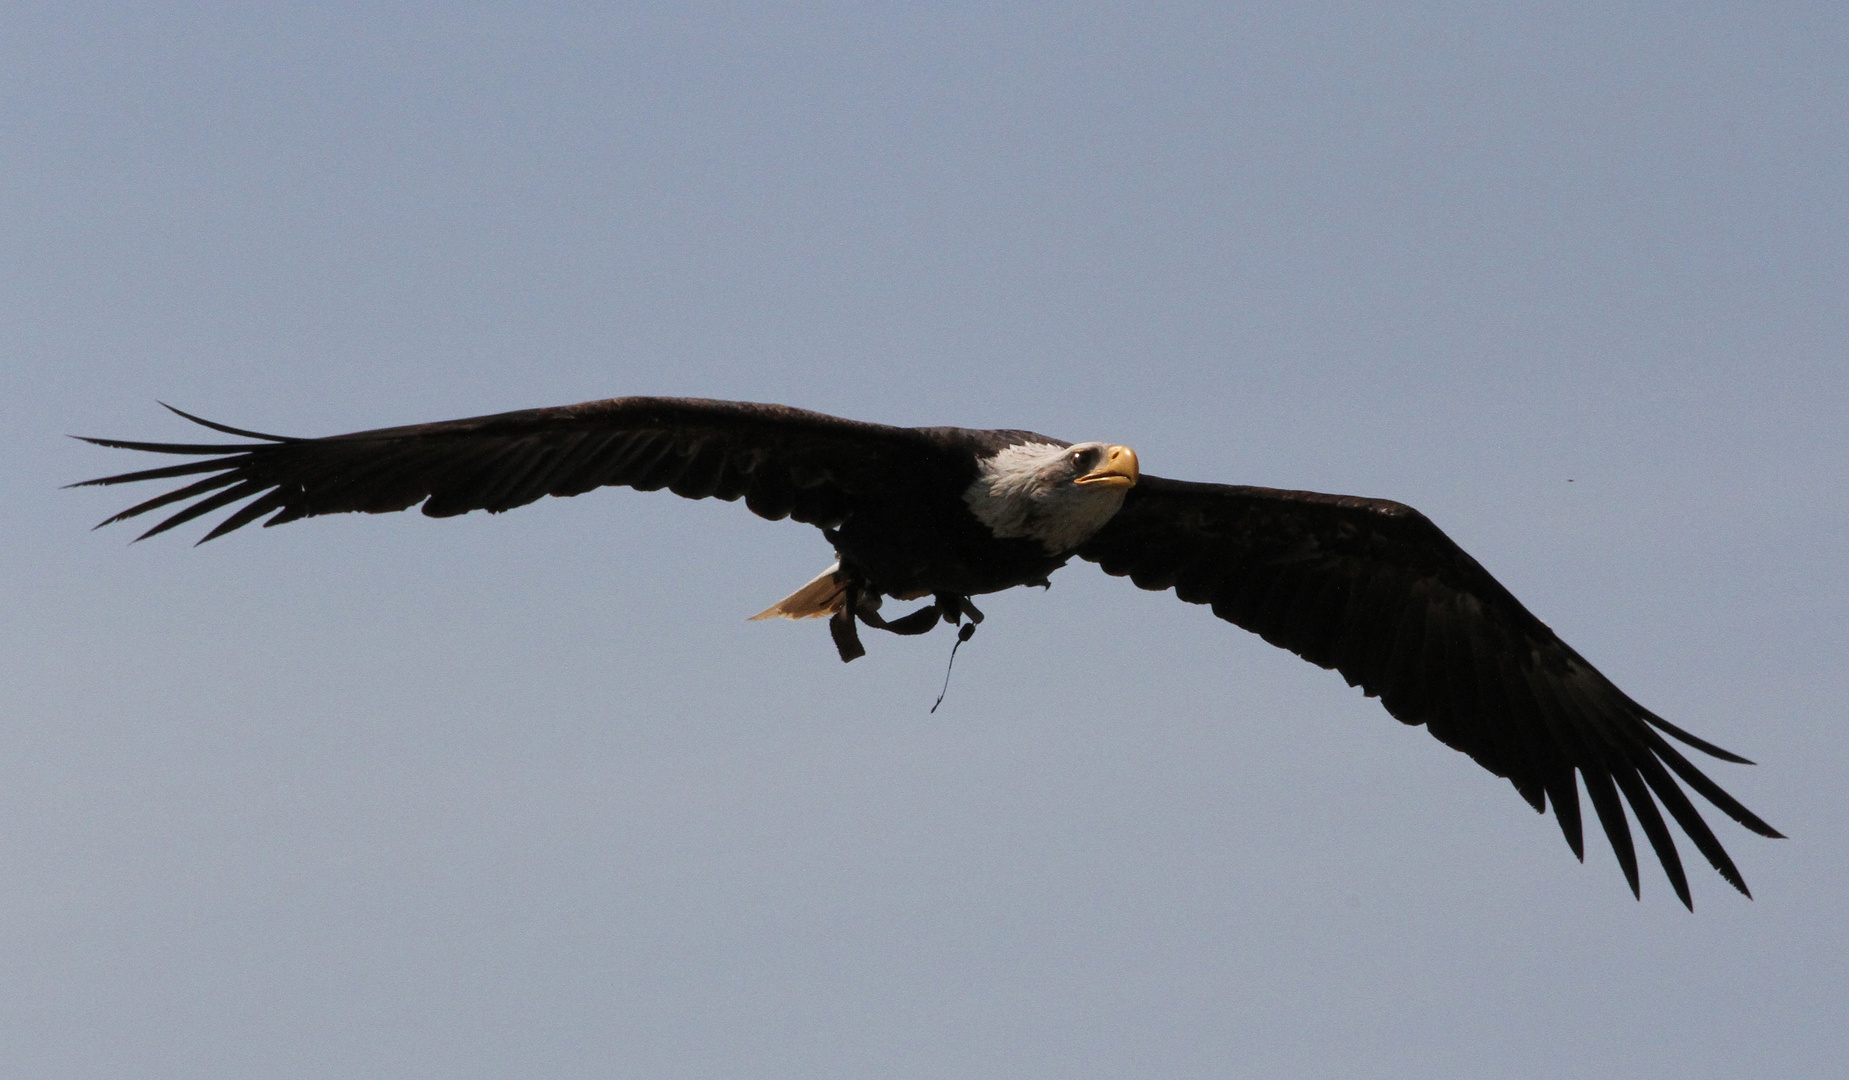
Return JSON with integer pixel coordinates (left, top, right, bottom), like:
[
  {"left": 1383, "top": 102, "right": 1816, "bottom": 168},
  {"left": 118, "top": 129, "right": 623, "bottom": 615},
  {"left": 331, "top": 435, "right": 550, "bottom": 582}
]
[
  {"left": 794, "top": 427, "right": 1112, "bottom": 602},
  {"left": 74, "top": 396, "right": 1782, "bottom": 907}
]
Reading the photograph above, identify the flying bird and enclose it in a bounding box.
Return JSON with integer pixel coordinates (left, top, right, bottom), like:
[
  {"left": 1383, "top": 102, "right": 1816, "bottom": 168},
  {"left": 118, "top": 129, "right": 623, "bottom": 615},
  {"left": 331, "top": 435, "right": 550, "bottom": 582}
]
[{"left": 73, "top": 396, "right": 1780, "bottom": 907}]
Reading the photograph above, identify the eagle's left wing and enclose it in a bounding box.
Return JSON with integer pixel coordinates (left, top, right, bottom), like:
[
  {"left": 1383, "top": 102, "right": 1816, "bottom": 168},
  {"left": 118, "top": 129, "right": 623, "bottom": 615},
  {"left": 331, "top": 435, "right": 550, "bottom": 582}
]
[{"left": 1076, "top": 475, "right": 1781, "bottom": 907}]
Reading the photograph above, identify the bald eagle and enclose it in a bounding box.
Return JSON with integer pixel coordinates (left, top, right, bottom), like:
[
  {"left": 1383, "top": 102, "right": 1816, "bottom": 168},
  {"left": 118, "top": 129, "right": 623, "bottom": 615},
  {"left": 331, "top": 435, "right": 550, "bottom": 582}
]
[{"left": 74, "top": 396, "right": 1780, "bottom": 907}]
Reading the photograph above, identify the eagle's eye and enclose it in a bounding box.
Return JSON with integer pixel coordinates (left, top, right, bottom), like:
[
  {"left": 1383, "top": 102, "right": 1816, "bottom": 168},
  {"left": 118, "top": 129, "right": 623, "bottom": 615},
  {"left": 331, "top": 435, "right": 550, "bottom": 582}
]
[{"left": 1070, "top": 447, "right": 1100, "bottom": 472}]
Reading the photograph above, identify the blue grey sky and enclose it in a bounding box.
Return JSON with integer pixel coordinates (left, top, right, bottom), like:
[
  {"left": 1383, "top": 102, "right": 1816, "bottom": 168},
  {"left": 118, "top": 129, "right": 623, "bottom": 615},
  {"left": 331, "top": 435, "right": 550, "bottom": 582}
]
[{"left": 6, "top": 3, "right": 1845, "bottom": 1077}]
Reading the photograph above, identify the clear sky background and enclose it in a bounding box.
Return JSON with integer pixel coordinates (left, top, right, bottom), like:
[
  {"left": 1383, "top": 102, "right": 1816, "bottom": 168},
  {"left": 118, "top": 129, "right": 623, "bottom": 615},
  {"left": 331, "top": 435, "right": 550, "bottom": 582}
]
[{"left": 5, "top": 3, "right": 1845, "bottom": 1077}]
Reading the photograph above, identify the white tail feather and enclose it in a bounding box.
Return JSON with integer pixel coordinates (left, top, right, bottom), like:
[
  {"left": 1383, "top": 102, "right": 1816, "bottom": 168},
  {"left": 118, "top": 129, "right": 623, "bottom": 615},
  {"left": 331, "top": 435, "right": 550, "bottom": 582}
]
[{"left": 749, "top": 562, "right": 849, "bottom": 620}]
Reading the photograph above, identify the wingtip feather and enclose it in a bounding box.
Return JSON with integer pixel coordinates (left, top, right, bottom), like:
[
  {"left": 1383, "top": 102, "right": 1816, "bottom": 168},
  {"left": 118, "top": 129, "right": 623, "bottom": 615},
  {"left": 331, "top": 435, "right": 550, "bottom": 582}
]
[{"left": 158, "top": 402, "right": 294, "bottom": 442}]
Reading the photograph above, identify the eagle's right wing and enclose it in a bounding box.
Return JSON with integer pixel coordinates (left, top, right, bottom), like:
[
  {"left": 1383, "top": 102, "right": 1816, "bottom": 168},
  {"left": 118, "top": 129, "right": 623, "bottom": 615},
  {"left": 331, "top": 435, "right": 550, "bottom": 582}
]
[{"left": 72, "top": 397, "right": 940, "bottom": 543}]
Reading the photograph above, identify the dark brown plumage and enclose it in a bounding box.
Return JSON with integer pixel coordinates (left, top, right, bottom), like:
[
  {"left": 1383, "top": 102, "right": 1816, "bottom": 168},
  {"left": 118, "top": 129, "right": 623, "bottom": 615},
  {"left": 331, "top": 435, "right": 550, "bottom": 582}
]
[
  {"left": 73, "top": 396, "right": 1781, "bottom": 907},
  {"left": 1077, "top": 479, "right": 1782, "bottom": 905}
]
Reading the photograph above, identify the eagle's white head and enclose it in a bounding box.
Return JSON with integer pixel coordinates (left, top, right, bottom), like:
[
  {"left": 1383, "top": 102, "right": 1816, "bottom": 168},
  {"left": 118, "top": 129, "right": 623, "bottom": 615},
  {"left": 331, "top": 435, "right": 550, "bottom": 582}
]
[{"left": 963, "top": 440, "right": 1140, "bottom": 553}]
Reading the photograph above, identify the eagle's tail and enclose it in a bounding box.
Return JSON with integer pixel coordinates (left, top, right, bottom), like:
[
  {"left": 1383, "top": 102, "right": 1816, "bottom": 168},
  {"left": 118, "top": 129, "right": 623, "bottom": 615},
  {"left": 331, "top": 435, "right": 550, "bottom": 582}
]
[{"left": 749, "top": 562, "right": 849, "bottom": 621}]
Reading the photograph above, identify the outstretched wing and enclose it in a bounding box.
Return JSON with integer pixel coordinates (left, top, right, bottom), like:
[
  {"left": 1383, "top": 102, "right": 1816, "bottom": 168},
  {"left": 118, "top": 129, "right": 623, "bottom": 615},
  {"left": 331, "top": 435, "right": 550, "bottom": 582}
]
[
  {"left": 72, "top": 397, "right": 940, "bottom": 542},
  {"left": 1076, "top": 475, "right": 1781, "bottom": 907}
]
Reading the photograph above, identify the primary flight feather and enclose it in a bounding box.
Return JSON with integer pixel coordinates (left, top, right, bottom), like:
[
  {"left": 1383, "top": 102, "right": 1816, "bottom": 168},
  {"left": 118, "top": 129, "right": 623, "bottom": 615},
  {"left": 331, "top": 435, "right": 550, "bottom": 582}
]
[{"left": 73, "top": 396, "right": 1781, "bottom": 907}]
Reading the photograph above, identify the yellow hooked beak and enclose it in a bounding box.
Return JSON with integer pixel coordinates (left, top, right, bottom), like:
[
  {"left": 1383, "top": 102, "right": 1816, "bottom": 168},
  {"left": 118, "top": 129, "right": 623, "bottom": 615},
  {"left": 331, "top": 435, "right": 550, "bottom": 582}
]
[{"left": 1073, "top": 445, "right": 1140, "bottom": 490}]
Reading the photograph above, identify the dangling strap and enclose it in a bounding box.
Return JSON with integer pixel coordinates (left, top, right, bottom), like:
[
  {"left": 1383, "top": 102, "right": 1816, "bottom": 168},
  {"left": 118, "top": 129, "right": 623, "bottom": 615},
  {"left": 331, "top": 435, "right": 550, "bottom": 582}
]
[
  {"left": 930, "top": 620, "right": 979, "bottom": 714},
  {"left": 829, "top": 583, "right": 868, "bottom": 662}
]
